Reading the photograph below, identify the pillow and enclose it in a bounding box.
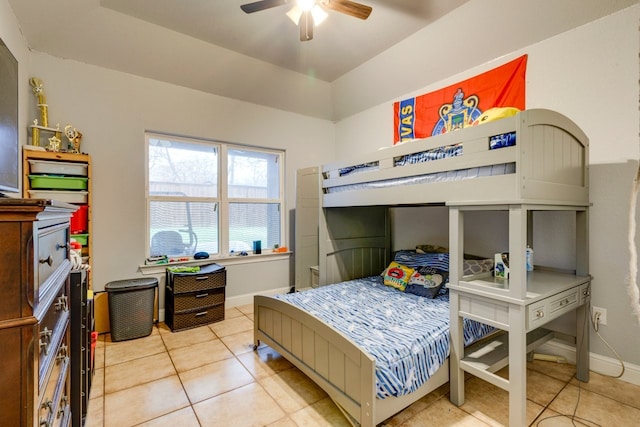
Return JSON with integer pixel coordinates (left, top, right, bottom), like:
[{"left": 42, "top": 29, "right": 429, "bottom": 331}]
[
  {"left": 393, "top": 250, "right": 449, "bottom": 271},
  {"left": 415, "top": 244, "right": 449, "bottom": 254},
  {"left": 406, "top": 266, "right": 449, "bottom": 298},
  {"left": 382, "top": 261, "right": 415, "bottom": 291},
  {"left": 463, "top": 258, "right": 494, "bottom": 275}
]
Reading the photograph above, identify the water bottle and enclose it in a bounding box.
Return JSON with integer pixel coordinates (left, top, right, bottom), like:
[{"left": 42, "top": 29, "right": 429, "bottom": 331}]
[{"left": 525, "top": 245, "right": 534, "bottom": 271}]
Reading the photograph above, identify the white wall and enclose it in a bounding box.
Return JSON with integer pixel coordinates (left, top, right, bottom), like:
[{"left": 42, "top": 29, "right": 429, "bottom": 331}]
[
  {"left": 24, "top": 53, "right": 335, "bottom": 308},
  {"left": 0, "top": 0, "right": 31, "bottom": 163},
  {"left": 335, "top": 4, "right": 640, "bottom": 369}
]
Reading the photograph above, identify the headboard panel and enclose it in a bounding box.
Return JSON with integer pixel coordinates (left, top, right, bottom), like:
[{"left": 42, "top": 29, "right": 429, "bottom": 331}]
[{"left": 319, "top": 206, "right": 390, "bottom": 285}]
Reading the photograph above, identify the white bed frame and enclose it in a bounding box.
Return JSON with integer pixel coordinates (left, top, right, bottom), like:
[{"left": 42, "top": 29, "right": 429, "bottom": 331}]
[
  {"left": 254, "top": 109, "right": 589, "bottom": 426},
  {"left": 254, "top": 295, "right": 449, "bottom": 426}
]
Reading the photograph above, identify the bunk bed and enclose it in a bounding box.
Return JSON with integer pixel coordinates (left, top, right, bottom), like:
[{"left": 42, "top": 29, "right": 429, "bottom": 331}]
[{"left": 254, "top": 109, "right": 590, "bottom": 426}]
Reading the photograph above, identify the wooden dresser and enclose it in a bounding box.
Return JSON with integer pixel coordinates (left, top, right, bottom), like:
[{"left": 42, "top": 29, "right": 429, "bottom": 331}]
[{"left": 0, "top": 199, "right": 77, "bottom": 427}]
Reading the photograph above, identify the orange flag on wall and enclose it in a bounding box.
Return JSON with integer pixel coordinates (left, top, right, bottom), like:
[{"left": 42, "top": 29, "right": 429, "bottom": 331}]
[{"left": 393, "top": 55, "right": 527, "bottom": 144}]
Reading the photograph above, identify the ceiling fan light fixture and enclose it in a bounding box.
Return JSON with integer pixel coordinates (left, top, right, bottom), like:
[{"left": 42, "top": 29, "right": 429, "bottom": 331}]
[
  {"left": 297, "top": 0, "right": 315, "bottom": 12},
  {"left": 310, "top": 5, "right": 328, "bottom": 25},
  {"left": 287, "top": 3, "right": 327, "bottom": 26},
  {"left": 286, "top": 5, "right": 302, "bottom": 24}
]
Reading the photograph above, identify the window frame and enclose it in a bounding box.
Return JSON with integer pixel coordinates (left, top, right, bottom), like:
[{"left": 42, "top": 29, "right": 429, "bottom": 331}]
[{"left": 145, "top": 132, "right": 286, "bottom": 259}]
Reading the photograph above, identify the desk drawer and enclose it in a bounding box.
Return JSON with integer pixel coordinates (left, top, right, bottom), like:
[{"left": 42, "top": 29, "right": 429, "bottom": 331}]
[
  {"left": 527, "top": 285, "right": 584, "bottom": 330},
  {"left": 549, "top": 288, "right": 579, "bottom": 314},
  {"left": 38, "top": 224, "right": 69, "bottom": 290}
]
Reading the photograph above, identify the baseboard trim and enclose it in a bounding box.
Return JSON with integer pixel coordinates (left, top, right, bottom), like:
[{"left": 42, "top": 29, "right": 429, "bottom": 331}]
[{"left": 537, "top": 339, "right": 640, "bottom": 386}]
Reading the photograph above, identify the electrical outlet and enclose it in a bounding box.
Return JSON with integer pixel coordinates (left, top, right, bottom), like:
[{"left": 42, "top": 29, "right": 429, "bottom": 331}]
[{"left": 592, "top": 306, "right": 607, "bottom": 326}]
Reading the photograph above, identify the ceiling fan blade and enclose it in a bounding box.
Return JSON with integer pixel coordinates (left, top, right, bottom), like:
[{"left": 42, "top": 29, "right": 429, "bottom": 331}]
[
  {"left": 322, "top": 0, "right": 372, "bottom": 20},
  {"left": 299, "top": 10, "right": 314, "bottom": 41},
  {"left": 240, "top": 0, "right": 289, "bottom": 14}
]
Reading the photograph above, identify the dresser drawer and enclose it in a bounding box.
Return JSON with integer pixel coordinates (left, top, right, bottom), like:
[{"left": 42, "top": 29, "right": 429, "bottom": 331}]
[
  {"left": 37, "top": 223, "right": 70, "bottom": 291},
  {"left": 38, "top": 328, "right": 69, "bottom": 427},
  {"left": 169, "top": 264, "right": 226, "bottom": 294},
  {"left": 168, "top": 303, "right": 225, "bottom": 331},
  {"left": 173, "top": 287, "right": 225, "bottom": 312},
  {"left": 38, "top": 285, "right": 70, "bottom": 382}
]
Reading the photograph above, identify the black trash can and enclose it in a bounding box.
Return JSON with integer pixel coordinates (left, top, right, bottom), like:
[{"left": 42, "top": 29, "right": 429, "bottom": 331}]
[{"left": 105, "top": 277, "right": 158, "bottom": 342}]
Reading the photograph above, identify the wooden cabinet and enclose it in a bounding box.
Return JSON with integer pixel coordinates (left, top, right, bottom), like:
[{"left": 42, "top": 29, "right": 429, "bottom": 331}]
[
  {"left": 0, "top": 199, "right": 76, "bottom": 427},
  {"left": 165, "top": 264, "right": 226, "bottom": 331},
  {"left": 23, "top": 149, "right": 93, "bottom": 288},
  {"left": 447, "top": 202, "right": 590, "bottom": 426}
]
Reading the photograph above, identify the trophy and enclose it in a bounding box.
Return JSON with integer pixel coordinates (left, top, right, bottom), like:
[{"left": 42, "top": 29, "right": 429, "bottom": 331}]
[{"left": 65, "top": 125, "right": 82, "bottom": 153}]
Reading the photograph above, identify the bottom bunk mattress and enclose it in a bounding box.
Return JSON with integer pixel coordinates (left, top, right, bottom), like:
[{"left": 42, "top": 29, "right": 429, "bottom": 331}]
[{"left": 275, "top": 276, "right": 493, "bottom": 399}]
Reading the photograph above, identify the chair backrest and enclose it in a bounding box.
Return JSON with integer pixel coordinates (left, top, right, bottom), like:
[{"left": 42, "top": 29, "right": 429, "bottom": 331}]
[{"left": 150, "top": 230, "right": 186, "bottom": 256}]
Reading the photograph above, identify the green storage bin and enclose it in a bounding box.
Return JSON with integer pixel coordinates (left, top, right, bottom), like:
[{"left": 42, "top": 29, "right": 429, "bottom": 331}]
[
  {"left": 71, "top": 233, "right": 89, "bottom": 245},
  {"left": 29, "top": 174, "right": 88, "bottom": 190}
]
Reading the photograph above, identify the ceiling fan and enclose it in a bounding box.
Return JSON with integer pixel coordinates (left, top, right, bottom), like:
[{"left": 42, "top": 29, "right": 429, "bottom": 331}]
[{"left": 240, "top": 0, "right": 372, "bottom": 41}]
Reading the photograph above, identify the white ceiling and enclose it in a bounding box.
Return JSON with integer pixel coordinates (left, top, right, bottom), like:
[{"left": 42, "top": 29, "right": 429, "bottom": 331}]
[
  {"left": 8, "top": 0, "right": 637, "bottom": 120},
  {"left": 99, "top": 0, "right": 470, "bottom": 82}
]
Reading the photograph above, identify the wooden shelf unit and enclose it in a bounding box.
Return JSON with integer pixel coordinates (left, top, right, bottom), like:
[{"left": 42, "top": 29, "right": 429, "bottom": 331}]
[{"left": 23, "top": 149, "right": 93, "bottom": 289}]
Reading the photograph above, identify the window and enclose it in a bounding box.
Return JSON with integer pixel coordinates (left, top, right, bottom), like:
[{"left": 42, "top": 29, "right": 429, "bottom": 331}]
[{"left": 146, "top": 134, "right": 284, "bottom": 258}]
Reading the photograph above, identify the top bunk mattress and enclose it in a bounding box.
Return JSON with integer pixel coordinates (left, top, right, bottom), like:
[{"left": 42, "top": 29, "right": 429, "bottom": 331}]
[
  {"left": 275, "top": 276, "right": 493, "bottom": 399},
  {"left": 321, "top": 109, "right": 589, "bottom": 207}
]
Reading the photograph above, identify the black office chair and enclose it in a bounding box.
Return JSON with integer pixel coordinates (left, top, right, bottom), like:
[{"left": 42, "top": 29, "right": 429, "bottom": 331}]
[{"left": 150, "top": 230, "right": 197, "bottom": 256}]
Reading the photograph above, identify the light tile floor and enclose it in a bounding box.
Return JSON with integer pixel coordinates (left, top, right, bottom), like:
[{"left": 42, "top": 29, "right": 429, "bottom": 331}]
[{"left": 85, "top": 304, "right": 640, "bottom": 426}]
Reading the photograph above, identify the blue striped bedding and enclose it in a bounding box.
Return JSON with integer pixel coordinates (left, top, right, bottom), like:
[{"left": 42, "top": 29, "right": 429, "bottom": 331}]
[{"left": 275, "top": 276, "right": 493, "bottom": 399}]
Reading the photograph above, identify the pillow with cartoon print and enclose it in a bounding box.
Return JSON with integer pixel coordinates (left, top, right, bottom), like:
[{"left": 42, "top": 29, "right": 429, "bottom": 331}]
[
  {"left": 405, "top": 266, "right": 449, "bottom": 298},
  {"left": 382, "top": 261, "right": 415, "bottom": 291}
]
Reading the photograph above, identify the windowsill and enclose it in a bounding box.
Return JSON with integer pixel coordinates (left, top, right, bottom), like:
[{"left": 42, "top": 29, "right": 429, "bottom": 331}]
[{"left": 138, "top": 251, "right": 292, "bottom": 275}]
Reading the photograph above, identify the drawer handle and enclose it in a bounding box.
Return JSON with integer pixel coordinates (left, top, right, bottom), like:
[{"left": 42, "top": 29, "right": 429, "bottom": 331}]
[
  {"left": 40, "top": 327, "right": 52, "bottom": 355},
  {"left": 55, "top": 295, "right": 68, "bottom": 312},
  {"left": 583, "top": 289, "right": 591, "bottom": 297},
  {"left": 58, "top": 395, "right": 68, "bottom": 417},
  {"left": 536, "top": 309, "right": 544, "bottom": 318},
  {"left": 39, "top": 255, "right": 53, "bottom": 266},
  {"left": 40, "top": 398, "right": 53, "bottom": 413},
  {"left": 39, "top": 418, "right": 51, "bottom": 427},
  {"left": 195, "top": 293, "right": 209, "bottom": 298},
  {"left": 39, "top": 339, "right": 49, "bottom": 355},
  {"left": 56, "top": 242, "right": 69, "bottom": 250},
  {"left": 195, "top": 311, "right": 208, "bottom": 317},
  {"left": 195, "top": 276, "right": 209, "bottom": 281},
  {"left": 57, "top": 344, "right": 68, "bottom": 362},
  {"left": 40, "top": 327, "right": 53, "bottom": 340}
]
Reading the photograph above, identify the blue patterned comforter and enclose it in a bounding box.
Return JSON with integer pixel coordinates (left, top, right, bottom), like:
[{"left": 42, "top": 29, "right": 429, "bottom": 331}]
[{"left": 276, "top": 276, "right": 493, "bottom": 399}]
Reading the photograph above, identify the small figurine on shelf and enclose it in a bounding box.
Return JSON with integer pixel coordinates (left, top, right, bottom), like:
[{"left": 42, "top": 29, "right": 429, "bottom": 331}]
[
  {"left": 64, "top": 124, "right": 83, "bottom": 153},
  {"left": 29, "top": 77, "right": 49, "bottom": 128},
  {"left": 46, "top": 134, "right": 61, "bottom": 152}
]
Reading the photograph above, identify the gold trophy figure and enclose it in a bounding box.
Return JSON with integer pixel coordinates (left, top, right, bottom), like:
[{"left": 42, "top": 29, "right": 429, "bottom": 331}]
[{"left": 29, "top": 77, "right": 49, "bottom": 128}]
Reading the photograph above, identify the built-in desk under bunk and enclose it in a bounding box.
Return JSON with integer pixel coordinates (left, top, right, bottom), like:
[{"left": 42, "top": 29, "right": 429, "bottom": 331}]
[
  {"left": 447, "top": 201, "right": 590, "bottom": 426},
  {"left": 257, "top": 109, "right": 590, "bottom": 426}
]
